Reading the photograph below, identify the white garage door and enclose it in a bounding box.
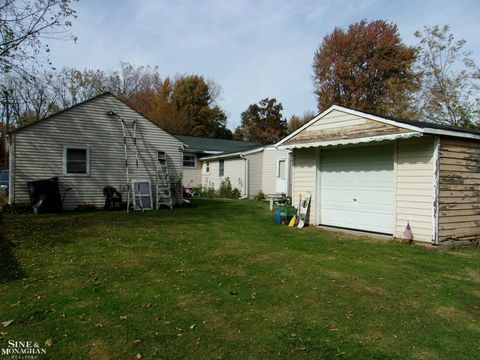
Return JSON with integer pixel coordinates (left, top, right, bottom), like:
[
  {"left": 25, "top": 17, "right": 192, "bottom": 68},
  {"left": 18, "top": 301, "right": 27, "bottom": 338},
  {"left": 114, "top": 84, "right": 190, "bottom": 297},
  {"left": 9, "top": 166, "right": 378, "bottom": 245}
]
[{"left": 320, "top": 144, "right": 394, "bottom": 234}]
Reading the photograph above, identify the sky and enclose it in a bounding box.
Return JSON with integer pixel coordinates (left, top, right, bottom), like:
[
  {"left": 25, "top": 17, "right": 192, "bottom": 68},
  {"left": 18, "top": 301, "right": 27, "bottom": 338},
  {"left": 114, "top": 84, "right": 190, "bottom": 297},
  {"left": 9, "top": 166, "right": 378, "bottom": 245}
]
[{"left": 48, "top": 0, "right": 480, "bottom": 130}]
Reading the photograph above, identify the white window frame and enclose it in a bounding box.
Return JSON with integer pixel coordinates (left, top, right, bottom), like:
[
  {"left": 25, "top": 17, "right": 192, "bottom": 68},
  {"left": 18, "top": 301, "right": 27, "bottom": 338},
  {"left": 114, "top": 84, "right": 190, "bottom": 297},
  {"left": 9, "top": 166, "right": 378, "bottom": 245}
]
[
  {"left": 277, "top": 158, "right": 286, "bottom": 179},
  {"left": 63, "top": 145, "right": 91, "bottom": 176},
  {"left": 205, "top": 160, "right": 210, "bottom": 173},
  {"left": 218, "top": 159, "right": 225, "bottom": 177},
  {"left": 131, "top": 179, "right": 153, "bottom": 210},
  {"left": 183, "top": 154, "right": 196, "bottom": 168}
]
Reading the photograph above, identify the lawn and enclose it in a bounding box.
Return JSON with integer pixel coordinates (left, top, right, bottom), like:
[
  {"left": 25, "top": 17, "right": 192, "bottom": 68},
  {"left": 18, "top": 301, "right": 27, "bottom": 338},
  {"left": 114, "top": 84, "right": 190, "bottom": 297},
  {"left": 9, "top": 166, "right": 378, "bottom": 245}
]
[{"left": 1, "top": 199, "right": 480, "bottom": 359}]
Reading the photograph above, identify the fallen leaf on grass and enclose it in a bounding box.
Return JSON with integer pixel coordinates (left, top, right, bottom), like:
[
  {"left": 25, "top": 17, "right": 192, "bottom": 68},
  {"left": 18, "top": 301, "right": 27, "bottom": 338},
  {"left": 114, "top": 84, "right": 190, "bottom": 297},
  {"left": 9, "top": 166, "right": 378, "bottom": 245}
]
[
  {"left": 229, "top": 290, "right": 238, "bottom": 296},
  {"left": 190, "top": 324, "right": 195, "bottom": 330},
  {"left": 135, "top": 354, "right": 142, "bottom": 359},
  {"left": 0, "top": 332, "right": 8, "bottom": 337},
  {"left": 120, "top": 316, "right": 129, "bottom": 320},
  {"left": 133, "top": 339, "right": 142, "bottom": 344},
  {"left": 2, "top": 320, "right": 13, "bottom": 328},
  {"left": 44, "top": 338, "right": 54, "bottom": 347}
]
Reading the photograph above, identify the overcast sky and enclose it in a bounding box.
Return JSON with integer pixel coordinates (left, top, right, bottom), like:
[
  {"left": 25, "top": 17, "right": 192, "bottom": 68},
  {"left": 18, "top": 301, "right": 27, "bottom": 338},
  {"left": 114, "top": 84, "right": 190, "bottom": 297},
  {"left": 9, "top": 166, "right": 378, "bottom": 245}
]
[{"left": 48, "top": 0, "right": 480, "bottom": 129}]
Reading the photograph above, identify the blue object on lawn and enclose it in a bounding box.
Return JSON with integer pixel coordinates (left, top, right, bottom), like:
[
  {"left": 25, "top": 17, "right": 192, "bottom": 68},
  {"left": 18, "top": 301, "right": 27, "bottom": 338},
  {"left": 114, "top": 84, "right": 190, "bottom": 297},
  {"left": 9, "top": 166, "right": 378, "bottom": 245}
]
[{"left": 275, "top": 209, "right": 281, "bottom": 223}]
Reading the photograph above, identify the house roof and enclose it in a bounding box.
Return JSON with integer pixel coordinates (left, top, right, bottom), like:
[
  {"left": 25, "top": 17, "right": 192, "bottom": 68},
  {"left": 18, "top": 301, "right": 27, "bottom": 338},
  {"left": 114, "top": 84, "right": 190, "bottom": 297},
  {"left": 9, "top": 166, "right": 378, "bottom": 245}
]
[
  {"left": 8, "top": 92, "right": 181, "bottom": 144},
  {"left": 199, "top": 145, "right": 265, "bottom": 160},
  {"left": 276, "top": 105, "right": 480, "bottom": 148},
  {"left": 176, "top": 135, "right": 259, "bottom": 154}
]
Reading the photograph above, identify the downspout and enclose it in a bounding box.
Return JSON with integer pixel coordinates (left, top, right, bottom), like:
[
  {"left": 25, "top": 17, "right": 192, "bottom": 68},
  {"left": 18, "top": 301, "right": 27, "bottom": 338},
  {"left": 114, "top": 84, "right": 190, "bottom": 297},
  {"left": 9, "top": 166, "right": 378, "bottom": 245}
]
[
  {"left": 7, "top": 133, "right": 14, "bottom": 204},
  {"left": 432, "top": 136, "right": 440, "bottom": 245},
  {"left": 240, "top": 153, "right": 248, "bottom": 199}
]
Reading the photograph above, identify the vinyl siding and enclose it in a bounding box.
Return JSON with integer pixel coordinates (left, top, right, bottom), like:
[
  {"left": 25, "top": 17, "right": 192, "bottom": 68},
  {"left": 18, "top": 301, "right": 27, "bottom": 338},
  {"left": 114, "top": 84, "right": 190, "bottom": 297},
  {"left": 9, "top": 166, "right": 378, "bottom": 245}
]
[
  {"left": 262, "top": 148, "right": 290, "bottom": 195},
  {"left": 307, "top": 109, "right": 368, "bottom": 132},
  {"left": 395, "top": 136, "right": 435, "bottom": 243},
  {"left": 438, "top": 137, "right": 480, "bottom": 241},
  {"left": 202, "top": 158, "right": 245, "bottom": 194},
  {"left": 291, "top": 148, "right": 316, "bottom": 225},
  {"left": 246, "top": 151, "right": 263, "bottom": 198},
  {"left": 182, "top": 152, "right": 201, "bottom": 187},
  {"left": 11, "top": 94, "right": 183, "bottom": 209}
]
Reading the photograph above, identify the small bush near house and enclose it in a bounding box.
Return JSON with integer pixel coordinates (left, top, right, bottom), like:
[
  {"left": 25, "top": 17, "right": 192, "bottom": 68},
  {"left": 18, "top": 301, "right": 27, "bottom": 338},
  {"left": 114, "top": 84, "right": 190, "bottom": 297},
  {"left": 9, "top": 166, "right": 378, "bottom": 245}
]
[
  {"left": 75, "top": 203, "right": 97, "bottom": 212},
  {"left": 218, "top": 177, "right": 241, "bottom": 199},
  {"left": 199, "top": 186, "right": 216, "bottom": 198},
  {"left": 253, "top": 191, "right": 265, "bottom": 201},
  {"left": 2, "top": 202, "right": 32, "bottom": 214},
  {"left": 230, "top": 187, "right": 241, "bottom": 199}
]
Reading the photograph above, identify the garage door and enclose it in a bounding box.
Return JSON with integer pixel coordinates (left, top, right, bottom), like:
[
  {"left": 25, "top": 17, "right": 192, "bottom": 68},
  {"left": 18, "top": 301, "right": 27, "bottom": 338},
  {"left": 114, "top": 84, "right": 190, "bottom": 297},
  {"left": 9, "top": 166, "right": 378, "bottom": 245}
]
[{"left": 320, "top": 144, "right": 394, "bottom": 234}]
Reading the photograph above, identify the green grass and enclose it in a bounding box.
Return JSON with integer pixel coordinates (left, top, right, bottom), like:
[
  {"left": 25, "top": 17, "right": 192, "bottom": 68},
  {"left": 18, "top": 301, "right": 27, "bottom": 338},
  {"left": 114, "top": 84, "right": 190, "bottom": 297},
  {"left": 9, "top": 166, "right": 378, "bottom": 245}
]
[{"left": 1, "top": 199, "right": 480, "bottom": 359}]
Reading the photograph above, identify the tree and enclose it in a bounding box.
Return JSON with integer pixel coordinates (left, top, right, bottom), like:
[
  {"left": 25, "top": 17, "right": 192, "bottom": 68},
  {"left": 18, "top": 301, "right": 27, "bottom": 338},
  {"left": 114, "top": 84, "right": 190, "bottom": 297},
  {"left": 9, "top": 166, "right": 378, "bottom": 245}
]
[
  {"left": 313, "top": 19, "right": 419, "bottom": 118},
  {"left": 0, "top": 0, "right": 77, "bottom": 76},
  {"left": 414, "top": 25, "right": 480, "bottom": 127},
  {"left": 287, "top": 110, "right": 316, "bottom": 133},
  {"left": 235, "top": 98, "right": 287, "bottom": 144},
  {"left": 170, "top": 75, "right": 230, "bottom": 138}
]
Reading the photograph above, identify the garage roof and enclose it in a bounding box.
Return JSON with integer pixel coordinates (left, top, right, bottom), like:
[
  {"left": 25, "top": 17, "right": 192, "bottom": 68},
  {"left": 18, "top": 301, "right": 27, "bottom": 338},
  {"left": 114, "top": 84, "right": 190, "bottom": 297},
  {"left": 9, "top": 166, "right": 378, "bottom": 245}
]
[{"left": 276, "top": 105, "right": 480, "bottom": 149}]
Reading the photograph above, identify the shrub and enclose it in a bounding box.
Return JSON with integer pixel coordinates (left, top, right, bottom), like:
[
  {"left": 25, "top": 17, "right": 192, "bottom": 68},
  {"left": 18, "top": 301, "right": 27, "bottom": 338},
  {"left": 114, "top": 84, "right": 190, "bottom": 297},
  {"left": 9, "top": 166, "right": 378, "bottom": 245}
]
[
  {"left": 75, "top": 203, "right": 97, "bottom": 212},
  {"left": 2, "top": 203, "right": 33, "bottom": 214},
  {"left": 253, "top": 191, "right": 265, "bottom": 201},
  {"left": 231, "top": 188, "right": 241, "bottom": 199},
  {"left": 199, "top": 186, "right": 216, "bottom": 198}
]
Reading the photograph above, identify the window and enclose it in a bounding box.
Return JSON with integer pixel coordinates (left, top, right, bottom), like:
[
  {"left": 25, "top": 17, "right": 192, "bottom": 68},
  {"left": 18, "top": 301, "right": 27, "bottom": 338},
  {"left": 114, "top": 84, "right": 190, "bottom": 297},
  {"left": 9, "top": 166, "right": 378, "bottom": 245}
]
[
  {"left": 64, "top": 146, "right": 90, "bottom": 175},
  {"left": 277, "top": 159, "right": 286, "bottom": 179},
  {"left": 219, "top": 159, "right": 225, "bottom": 177},
  {"left": 183, "top": 154, "right": 196, "bottom": 167},
  {"left": 131, "top": 180, "right": 153, "bottom": 210},
  {"left": 205, "top": 160, "right": 210, "bottom": 173}
]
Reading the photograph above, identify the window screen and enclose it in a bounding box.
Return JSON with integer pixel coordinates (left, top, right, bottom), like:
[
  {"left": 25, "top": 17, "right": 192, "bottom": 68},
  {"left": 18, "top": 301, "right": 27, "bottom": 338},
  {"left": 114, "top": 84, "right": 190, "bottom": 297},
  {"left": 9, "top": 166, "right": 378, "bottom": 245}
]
[
  {"left": 132, "top": 181, "right": 153, "bottom": 210},
  {"left": 278, "top": 160, "right": 286, "bottom": 178},
  {"left": 219, "top": 159, "right": 225, "bottom": 177},
  {"left": 183, "top": 155, "right": 196, "bottom": 167},
  {"left": 66, "top": 148, "right": 88, "bottom": 174}
]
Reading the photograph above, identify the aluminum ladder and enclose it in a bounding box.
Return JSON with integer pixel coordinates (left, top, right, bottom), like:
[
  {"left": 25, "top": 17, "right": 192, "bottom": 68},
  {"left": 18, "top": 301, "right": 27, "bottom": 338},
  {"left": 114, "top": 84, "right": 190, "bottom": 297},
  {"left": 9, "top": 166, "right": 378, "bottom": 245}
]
[
  {"left": 156, "top": 151, "right": 173, "bottom": 209},
  {"left": 121, "top": 118, "right": 144, "bottom": 212}
]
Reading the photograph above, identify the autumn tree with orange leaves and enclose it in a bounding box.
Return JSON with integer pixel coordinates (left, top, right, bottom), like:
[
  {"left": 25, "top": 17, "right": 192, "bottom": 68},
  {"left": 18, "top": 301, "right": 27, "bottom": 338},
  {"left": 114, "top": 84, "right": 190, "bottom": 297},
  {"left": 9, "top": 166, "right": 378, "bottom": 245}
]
[{"left": 313, "top": 19, "right": 419, "bottom": 118}]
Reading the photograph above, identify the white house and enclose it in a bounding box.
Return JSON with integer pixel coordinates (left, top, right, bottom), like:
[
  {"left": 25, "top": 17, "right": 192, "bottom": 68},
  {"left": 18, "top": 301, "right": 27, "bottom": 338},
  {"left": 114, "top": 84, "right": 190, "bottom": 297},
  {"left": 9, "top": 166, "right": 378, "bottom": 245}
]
[
  {"left": 8, "top": 93, "right": 183, "bottom": 210},
  {"left": 200, "top": 145, "right": 292, "bottom": 198}
]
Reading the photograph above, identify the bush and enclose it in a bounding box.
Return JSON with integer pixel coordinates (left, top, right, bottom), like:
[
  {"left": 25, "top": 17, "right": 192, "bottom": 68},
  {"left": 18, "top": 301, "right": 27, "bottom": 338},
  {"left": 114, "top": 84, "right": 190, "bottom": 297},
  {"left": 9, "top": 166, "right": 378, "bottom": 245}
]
[
  {"left": 199, "top": 186, "right": 216, "bottom": 198},
  {"left": 231, "top": 188, "right": 241, "bottom": 199},
  {"left": 253, "top": 191, "right": 265, "bottom": 201},
  {"left": 75, "top": 203, "right": 97, "bottom": 212},
  {"left": 2, "top": 203, "right": 33, "bottom": 214}
]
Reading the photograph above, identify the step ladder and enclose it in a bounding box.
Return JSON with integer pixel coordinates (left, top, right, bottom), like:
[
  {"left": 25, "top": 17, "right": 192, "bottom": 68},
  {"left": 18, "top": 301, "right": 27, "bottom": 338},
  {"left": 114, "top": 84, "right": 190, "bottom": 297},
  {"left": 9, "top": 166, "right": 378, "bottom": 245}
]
[
  {"left": 121, "top": 118, "right": 144, "bottom": 212},
  {"left": 156, "top": 151, "right": 173, "bottom": 210}
]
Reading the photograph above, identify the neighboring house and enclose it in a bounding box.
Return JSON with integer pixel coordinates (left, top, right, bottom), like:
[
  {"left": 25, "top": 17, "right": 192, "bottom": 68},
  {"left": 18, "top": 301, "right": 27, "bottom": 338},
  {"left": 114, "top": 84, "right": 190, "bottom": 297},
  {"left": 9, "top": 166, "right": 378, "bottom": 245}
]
[
  {"left": 200, "top": 145, "right": 292, "bottom": 198},
  {"left": 175, "top": 135, "right": 258, "bottom": 187},
  {"left": 276, "top": 105, "right": 480, "bottom": 245},
  {"left": 8, "top": 93, "right": 183, "bottom": 210}
]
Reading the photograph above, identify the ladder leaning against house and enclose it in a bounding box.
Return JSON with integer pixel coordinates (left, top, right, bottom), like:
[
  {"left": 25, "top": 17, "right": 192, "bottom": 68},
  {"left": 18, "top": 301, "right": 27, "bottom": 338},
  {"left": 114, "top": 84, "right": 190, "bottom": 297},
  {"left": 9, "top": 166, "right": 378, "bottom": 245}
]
[
  {"left": 121, "top": 118, "right": 145, "bottom": 212},
  {"left": 156, "top": 151, "right": 173, "bottom": 210}
]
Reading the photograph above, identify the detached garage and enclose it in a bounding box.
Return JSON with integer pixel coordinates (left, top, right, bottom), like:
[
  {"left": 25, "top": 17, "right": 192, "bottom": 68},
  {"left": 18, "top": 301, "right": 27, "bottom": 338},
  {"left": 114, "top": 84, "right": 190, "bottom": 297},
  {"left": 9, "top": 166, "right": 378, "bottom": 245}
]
[{"left": 276, "top": 105, "right": 480, "bottom": 245}]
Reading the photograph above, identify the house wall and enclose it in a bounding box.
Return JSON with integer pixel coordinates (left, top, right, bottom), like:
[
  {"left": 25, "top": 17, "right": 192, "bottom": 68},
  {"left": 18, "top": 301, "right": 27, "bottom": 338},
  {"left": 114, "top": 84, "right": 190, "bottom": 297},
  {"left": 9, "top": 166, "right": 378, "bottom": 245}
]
[
  {"left": 11, "top": 94, "right": 183, "bottom": 209},
  {"left": 202, "top": 158, "right": 245, "bottom": 194},
  {"left": 246, "top": 151, "right": 263, "bottom": 198},
  {"left": 394, "top": 136, "right": 435, "bottom": 243},
  {"left": 182, "top": 152, "right": 201, "bottom": 187},
  {"left": 438, "top": 137, "right": 480, "bottom": 242},
  {"left": 262, "top": 148, "right": 291, "bottom": 195},
  {"left": 291, "top": 148, "right": 317, "bottom": 225}
]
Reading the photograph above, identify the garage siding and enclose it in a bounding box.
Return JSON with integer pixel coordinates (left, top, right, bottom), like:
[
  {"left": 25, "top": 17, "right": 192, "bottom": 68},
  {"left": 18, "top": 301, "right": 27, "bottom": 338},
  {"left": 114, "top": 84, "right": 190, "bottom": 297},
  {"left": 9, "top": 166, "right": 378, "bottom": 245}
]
[
  {"left": 395, "top": 137, "right": 435, "bottom": 242},
  {"left": 292, "top": 148, "right": 316, "bottom": 225},
  {"left": 11, "top": 94, "right": 183, "bottom": 209},
  {"left": 307, "top": 109, "right": 368, "bottom": 132},
  {"left": 438, "top": 137, "right": 480, "bottom": 241}
]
